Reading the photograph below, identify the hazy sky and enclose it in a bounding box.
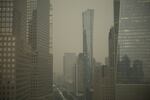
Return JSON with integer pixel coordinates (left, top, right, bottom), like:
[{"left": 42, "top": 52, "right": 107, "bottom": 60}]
[{"left": 53, "top": 0, "right": 113, "bottom": 74}]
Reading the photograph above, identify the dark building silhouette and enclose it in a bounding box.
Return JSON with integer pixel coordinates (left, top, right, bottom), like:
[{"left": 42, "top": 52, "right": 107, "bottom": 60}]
[
  {"left": 130, "top": 60, "right": 144, "bottom": 84},
  {"left": 117, "top": 55, "right": 131, "bottom": 83},
  {"left": 117, "top": 55, "right": 144, "bottom": 84},
  {"left": 108, "top": 27, "right": 116, "bottom": 100}
]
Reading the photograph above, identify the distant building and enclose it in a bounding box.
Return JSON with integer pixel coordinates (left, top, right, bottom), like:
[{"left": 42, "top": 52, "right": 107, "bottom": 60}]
[
  {"left": 92, "top": 27, "right": 116, "bottom": 100},
  {"left": 74, "top": 53, "right": 86, "bottom": 100},
  {"left": 93, "top": 64, "right": 114, "bottom": 100},
  {"left": 63, "top": 53, "right": 77, "bottom": 93},
  {"left": 114, "top": 0, "right": 150, "bottom": 100},
  {"left": 82, "top": 9, "right": 94, "bottom": 100},
  {"left": 49, "top": 0, "right": 53, "bottom": 97},
  {"left": 108, "top": 27, "right": 116, "bottom": 93},
  {"left": 74, "top": 53, "right": 98, "bottom": 100},
  {"left": 93, "top": 63, "right": 102, "bottom": 100},
  {"left": 109, "top": 27, "right": 117, "bottom": 69}
]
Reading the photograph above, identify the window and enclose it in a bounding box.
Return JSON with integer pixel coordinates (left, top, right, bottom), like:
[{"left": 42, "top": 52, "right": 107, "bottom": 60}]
[
  {"left": 4, "top": 58, "right": 6, "bottom": 62},
  {"left": 3, "top": 64, "right": 6, "bottom": 68},
  {"left": 12, "top": 48, "right": 15, "bottom": 51},
  {"left": 4, "top": 42, "right": 7, "bottom": 46},
  {"left": 8, "top": 53, "right": 11, "bottom": 57},
  {"left": 3, "top": 53, "right": 7, "bottom": 57},
  {"left": 8, "top": 37, "right": 11, "bottom": 41},
  {"left": 0, "top": 48, "right": 2, "bottom": 51},
  {"left": 7, "top": 64, "right": 10, "bottom": 68},
  {"left": 12, "top": 59, "right": 15, "bottom": 62},
  {"left": 4, "top": 37, "right": 7, "bottom": 41},
  {"left": 11, "top": 75, "right": 14, "bottom": 79},
  {"left": 4, "top": 48, "right": 7, "bottom": 51},
  {"left": 0, "top": 42, "right": 3, "bottom": 46},
  {"left": 7, "top": 69, "right": 10, "bottom": 73},
  {"left": 12, "top": 37, "right": 15, "bottom": 41},
  {"left": 12, "top": 64, "right": 15, "bottom": 68},
  {"left": 8, "top": 48, "right": 11, "bottom": 51},
  {"left": 12, "top": 53, "right": 15, "bottom": 57},
  {"left": 8, "top": 59, "right": 10, "bottom": 62},
  {"left": 12, "top": 42, "right": 15, "bottom": 46},
  {"left": 3, "top": 69, "right": 6, "bottom": 73},
  {"left": 8, "top": 42, "right": 11, "bottom": 46},
  {"left": 12, "top": 69, "right": 15, "bottom": 73}
]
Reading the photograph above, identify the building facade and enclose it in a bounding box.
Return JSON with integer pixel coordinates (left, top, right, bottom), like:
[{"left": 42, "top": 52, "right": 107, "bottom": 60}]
[{"left": 114, "top": 0, "right": 150, "bottom": 100}]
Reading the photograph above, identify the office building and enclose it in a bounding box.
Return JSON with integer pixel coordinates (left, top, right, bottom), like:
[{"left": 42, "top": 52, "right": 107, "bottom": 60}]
[
  {"left": 109, "top": 27, "right": 117, "bottom": 69},
  {"left": 82, "top": 9, "right": 94, "bottom": 100},
  {"left": 63, "top": 53, "right": 77, "bottom": 93},
  {"left": 114, "top": 0, "right": 150, "bottom": 100},
  {"left": 0, "top": 0, "right": 33, "bottom": 99},
  {"left": 74, "top": 53, "right": 86, "bottom": 100},
  {"left": 93, "top": 62, "right": 115, "bottom": 100},
  {"left": 49, "top": 1, "right": 53, "bottom": 91},
  {"left": 29, "top": 0, "right": 52, "bottom": 100},
  {"left": 0, "top": 0, "right": 52, "bottom": 100}
]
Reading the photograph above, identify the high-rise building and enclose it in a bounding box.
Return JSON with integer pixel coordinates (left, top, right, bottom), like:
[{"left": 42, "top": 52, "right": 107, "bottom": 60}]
[
  {"left": 30, "top": 0, "right": 52, "bottom": 100},
  {"left": 93, "top": 63, "right": 115, "bottom": 100},
  {"left": 74, "top": 53, "right": 86, "bottom": 100},
  {"left": 49, "top": 1, "right": 53, "bottom": 92},
  {"left": 0, "top": 0, "right": 33, "bottom": 100},
  {"left": 114, "top": 0, "right": 150, "bottom": 100},
  {"left": 108, "top": 27, "right": 116, "bottom": 100},
  {"left": 63, "top": 53, "right": 77, "bottom": 93},
  {"left": 82, "top": 9, "right": 94, "bottom": 100},
  {"left": 0, "top": 0, "right": 52, "bottom": 100},
  {"left": 93, "top": 64, "right": 104, "bottom": 100},
  {"left": 109, "top": 27, "right": 117, "bottom": 69}
]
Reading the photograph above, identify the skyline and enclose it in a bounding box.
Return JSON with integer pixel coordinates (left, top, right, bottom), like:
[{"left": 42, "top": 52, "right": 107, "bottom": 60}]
[
  {"left": 53, "top": 0, "right": 113, "bottom": 74},
  {"left": 0, "top": 0, "right": 150, "bottom": 100}
]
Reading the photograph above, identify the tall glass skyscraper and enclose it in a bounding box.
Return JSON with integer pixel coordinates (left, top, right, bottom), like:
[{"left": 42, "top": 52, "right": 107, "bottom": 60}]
[
  {"left": 83, "top": 9, "right": 94, "bottom": 67},
  {"left": 115, "top": 0, "right": 150, "bottom": 84},
  {"left": 114, "top": 0, "right": 150, "bottom": 100},
  {"left": 82, "top": 9, "right": 94, "bottom": 100}
]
